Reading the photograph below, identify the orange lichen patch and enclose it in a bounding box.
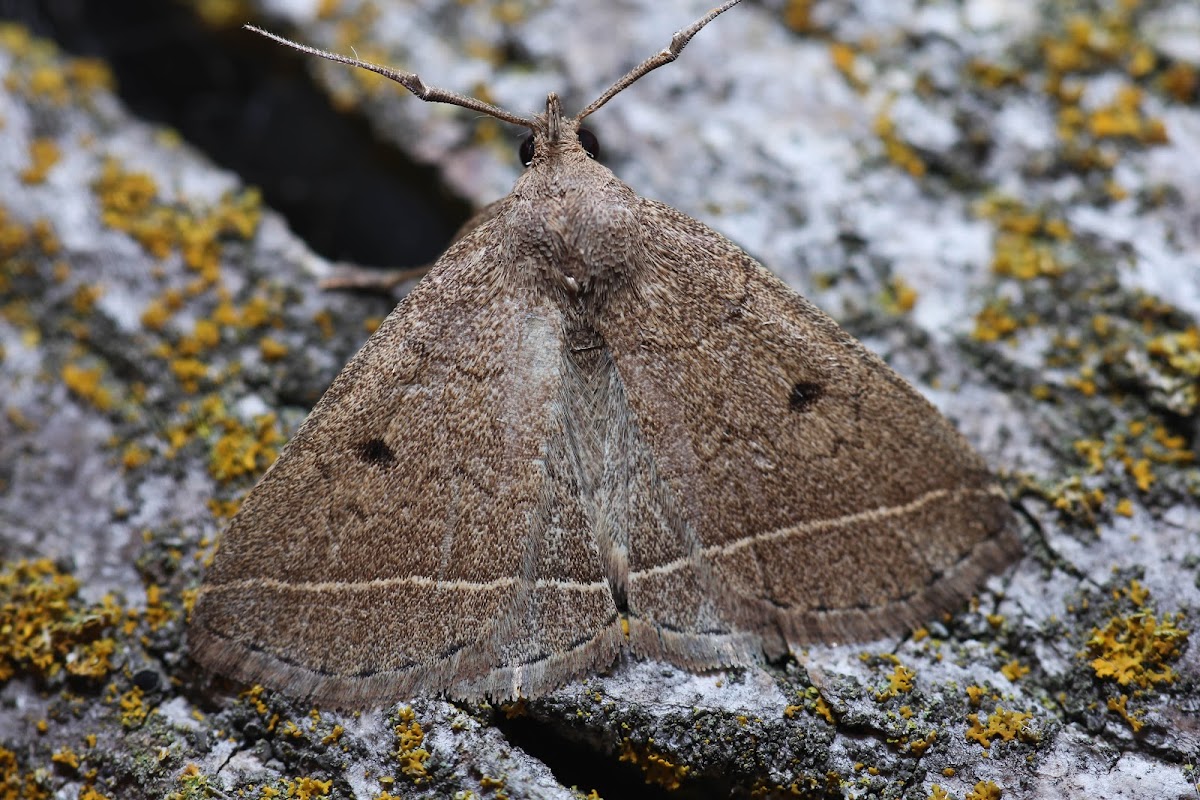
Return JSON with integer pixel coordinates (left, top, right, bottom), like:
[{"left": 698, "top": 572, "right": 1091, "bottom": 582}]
[
  {"left": 829, "top": 42, "right": 865, "bottom": 92},
  {"left": 966, "top": 781, "right": 1003, "bottom": 800},
  {"left": 0, "top": 560, "right": 121, "bottom": 684},
  {"left": 92, "top": 159, "right": 261, "bottom": 278},
  {"left": 783, "top": 0, "right": 816, "bottom": 33},
  {"left": 873, "top": 110, "right": 926, "bottom": 178},
  {"left": 141, "top": 583, "right": 175, "bottom": 632},
  {"left": 0, "top": 743, "right": 50, "bottom": 800},
  {"left": 965, "top": 707, "right": 1036, "bottom": 749},
  {"left": 972, "top": 300, "right": 1023, "bottom": 343},
  {"left": 479, "top": 774, "right": 507, "bottom": 794},
  {"left": 907, "top": 730, "right": 937, "bottom": 756},
  {"left": 875, "top": 663, "right": 916, "bottom": 700},
  {"left": 139, "top": 287, "right": 186, "bottom": 332},
  {"left": 1087, "top": 610, "right": 1188, "bottom": 688},
  {"left": 121, "top": 442, "right": 152, "bottom": 470},
  {"left": 1043, "top": 475, "right": 1106, "bottom": 524},
  {"left": 71, "top": 284, "right": 103, "bottom": 316},
  {"left": 880, "top": 276, "right": 917, "bottom": 314},
  {"left": 51, "top": 745, "right": 80, "bottom": 770},
  {"left": 312, "top": 309, "right": 336, "bottom": 340},
  {"left": 61, "top": 362, "right": 115, "bottom": 410},
  {"left": 27, "top": 65, "right": 69, "bottom": 104},
  {"left": 1106, "top": 693, "right": 1144, "bottom": 732},
  {"left": 1147, "top": 327, "right": 1200, "bottom": 402},
  {"left": 176, "top": 319, "right": 221, "bottom": 356},
  {"left": 20, "top": 137, "right": 61, "bottom": 184},
  {"left": 167, "top": 394, "right": 264, "bottom": 465},
  {"left": 966, "top": 58, "right": 1025, "bottom": 89},
  {"left": 117, "top": 685, "right": 149, "bottom": 727},
  {"left": 1000, "top": 659, "right": 1030, "bottom": 682},
  {"left": 94, "top": 159, "right": 164, "bottom": 244},
  {"left": 814, "top": 696, "right": 835, "bottom": 724},
  {"left": 209, "top": 412, "right": 281, "bottom": 483},
  {"left": 392, "top": 706, "right": 430, "bottom": 784},
  {"left": 1073, "top": 438, "right": 1105, "bottom": 473},
  {"left": 274, "top": 777, "right": 332, "bottom": 800},
  {"left": 1, "top": 22, "right": 115, "bottom": 106},
  {"left": 64, "top": 57, "right": 114, "bottom": 93},
  {"left": 1086, "top": 85, "right": 1167, "bottom": 144},
  {"left": 259, "top": 337, "right": 289, "bottom": 362},
  {"left": 975, "top": 197, "right": 1071, "bottom": 280},
  {"left": 0, "top": 206, "right": 33, "bottom": 262},
  {"left": 169, "top": 358, "right": 209, "bottom": 394},
  {"left": 619, "top": 738, "right": 690, "bottom": 791},
  {"left": 1160, "top": 61, "right": 1198, "bottom": 102}
]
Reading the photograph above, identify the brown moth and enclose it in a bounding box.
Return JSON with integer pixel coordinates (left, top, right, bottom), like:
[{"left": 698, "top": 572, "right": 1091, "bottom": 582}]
[{"left": 189, "top": 0, "right": 1021, "bottom": 708}]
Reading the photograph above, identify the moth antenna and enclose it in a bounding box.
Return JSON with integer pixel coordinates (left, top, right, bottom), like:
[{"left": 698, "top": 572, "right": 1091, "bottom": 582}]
[
  {"left": 245, "top": 24, "right": 535, "bottom": 129},
  {"left": 575, "top": 0, "right": 744, "bottom": 123}
]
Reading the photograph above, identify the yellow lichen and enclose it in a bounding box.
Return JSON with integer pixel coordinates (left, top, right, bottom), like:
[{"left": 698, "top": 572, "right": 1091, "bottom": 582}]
[
  {"left": 61, "top": 363, "right": 114, "bottom": 411},
  {"left": 1000, "top": 659, "right": 1030, "bottom": 682},
  {"left": 259, "top": 337, "right": 289, "bottom": 362},
  {"left": 280, "top": 777, "right": 332, "bottom": 799},
  {"left": 20, "top": 137, "right": 61, "bottom": 184},
  {"left": 118, "top": 686, "right": 148, "bottom": 727},
  {"left": 1087, "top": 611, "right": 1188, "bottom": 688},
  {"left": 0, "top": 559, "right": 121, "bottom": 684},
  {"left": 966, "top": 781, "right": 1003, "bottom": 800},
  {"left": 1106, "top": 693, "right": 1144, "bottom": 732},
  {"left": 618, "top": 738, "right": 690, "bottom": 791},
  {"left": 882, "top": 276, "right": 918, "bottom": 314},
  {"left": 965, "top": 708, "right": 1036, "bottom": 748},
  {"left": 972, "top": 301, "right": 1022, "bottom": 343},
  {"left": 393, "top": 706, "right": 431, "bottom": 784},
  {"left": 876, "top": 663, "right": 916, "bottom": 700},
  {"left": 874, "top": 110, "right": 926, "bottom": 178},
  {"left": 209, "top": 412, "right": 281, "bottom": 482},
  {"left": 92, "top": 159, "right": 260, "bottom": 272}
]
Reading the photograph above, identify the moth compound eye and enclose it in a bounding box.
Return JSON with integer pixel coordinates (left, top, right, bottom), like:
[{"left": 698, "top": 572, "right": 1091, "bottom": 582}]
[
  {"left": 519, "top": 135, "right": 535, "bottom": 167},
  {"left": 578, "top": 128, "right": 599, "bottom": 159}
]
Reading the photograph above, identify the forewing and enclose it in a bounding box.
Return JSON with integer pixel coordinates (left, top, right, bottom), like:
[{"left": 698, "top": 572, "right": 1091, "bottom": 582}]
[
  {"left": 190, "top": 223, "right": 622, "bottom": 706},
  {"left": 597, "top": 200, "right": 1020, "bottom": 655}
]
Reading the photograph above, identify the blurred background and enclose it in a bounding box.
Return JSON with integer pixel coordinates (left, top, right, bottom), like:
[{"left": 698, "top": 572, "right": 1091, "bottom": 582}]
[{"left": 0, "top": 0, "right": 473, "bottom": 269}]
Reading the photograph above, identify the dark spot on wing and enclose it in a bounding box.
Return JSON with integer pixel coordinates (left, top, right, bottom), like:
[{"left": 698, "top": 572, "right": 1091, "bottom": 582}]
[
  {"left": 788, "top": 381, "right": 823, "bottom": 412},
  {"left": 356, "top": 437, "right": 396, "bottom": 467}
]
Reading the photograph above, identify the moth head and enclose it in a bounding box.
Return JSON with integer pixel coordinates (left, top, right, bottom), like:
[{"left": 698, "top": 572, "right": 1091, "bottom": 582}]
[
  {"left": 519, "top": 94, "right": 600, "bottom": 168},
  {"left": 244, "top": 0, "right": 743, "bottom": 168}
]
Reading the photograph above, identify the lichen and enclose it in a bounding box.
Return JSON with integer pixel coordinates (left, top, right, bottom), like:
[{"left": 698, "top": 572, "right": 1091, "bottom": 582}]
[
  {"left": 618, "top": 738, "right": 690, "bottom": 791},
  {"left": 392, "top": 706, "right": 431, "bottom": 784},
  {"left": 964, "top": 707, "right": 1037, "bottom": 749},
  {"left": 0, "top": 559, "right": 121, "bottom": 685},
  {"left": 966, "top": 781, "right": 1003, "bottom": 800},
  {"left": 1087, "top": 608, "right": 1187, "bottom": 688}
]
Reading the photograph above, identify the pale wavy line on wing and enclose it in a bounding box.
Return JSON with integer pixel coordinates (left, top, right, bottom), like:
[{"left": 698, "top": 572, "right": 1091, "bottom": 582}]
[
  {"left": 631, "top": 485, "right": 1008, "bottom": 581},
  {"left": 197, "top": 573, "right": 608, "bottom": 596}
]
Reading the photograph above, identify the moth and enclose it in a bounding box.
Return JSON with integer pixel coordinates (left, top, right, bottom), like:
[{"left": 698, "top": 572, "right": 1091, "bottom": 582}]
[{"left": 189, "top": 0, "right": 1021, "bottom": 707}]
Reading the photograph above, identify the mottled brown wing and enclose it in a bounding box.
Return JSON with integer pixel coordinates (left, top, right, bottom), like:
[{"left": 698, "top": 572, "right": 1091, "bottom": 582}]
[
  {"left": 189, "top": 219, "right": 623, "bottom": 707},
  {"left": 597, "top": 199, "right": 1020, "bottom": 661}
]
